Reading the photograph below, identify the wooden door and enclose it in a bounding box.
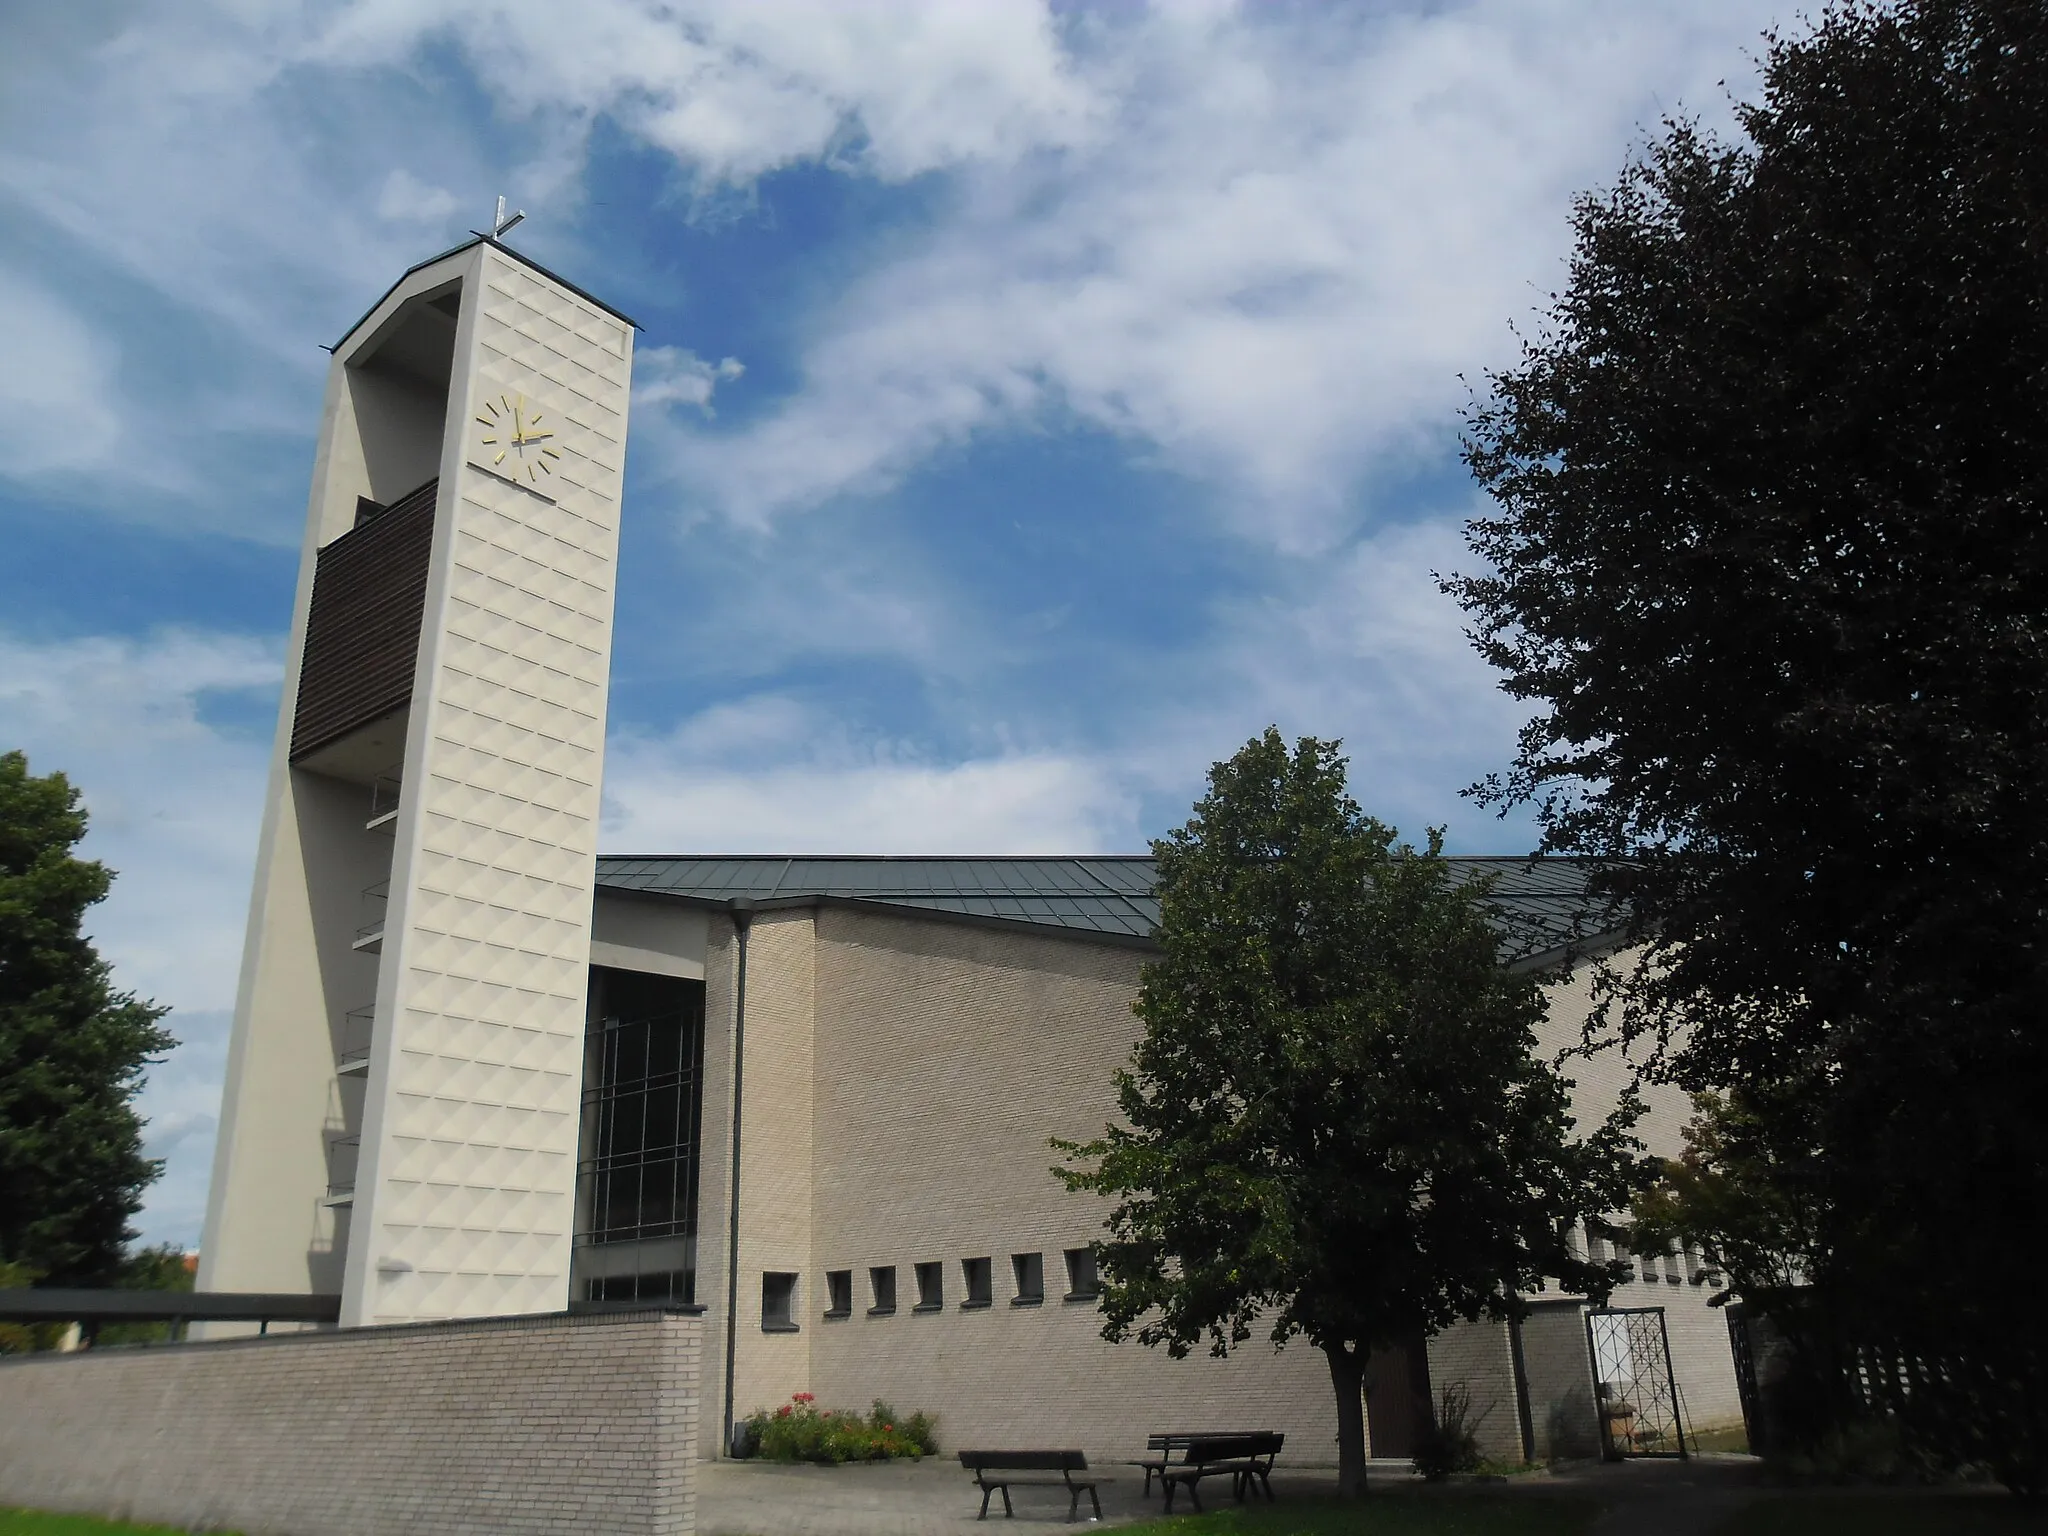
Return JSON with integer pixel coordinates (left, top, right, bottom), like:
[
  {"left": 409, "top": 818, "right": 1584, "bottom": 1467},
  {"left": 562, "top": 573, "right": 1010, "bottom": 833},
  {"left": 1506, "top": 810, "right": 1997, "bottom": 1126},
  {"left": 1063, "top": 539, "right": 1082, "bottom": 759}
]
[{"left": 1364, "top": 1332, "right": 1433, "bottom": 1458}]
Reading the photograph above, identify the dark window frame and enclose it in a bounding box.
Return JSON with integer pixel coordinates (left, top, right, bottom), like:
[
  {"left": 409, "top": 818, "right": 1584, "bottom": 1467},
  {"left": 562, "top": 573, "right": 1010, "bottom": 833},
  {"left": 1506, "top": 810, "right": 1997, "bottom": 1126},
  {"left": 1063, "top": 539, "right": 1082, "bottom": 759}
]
[
  {"left": 1063, "top": 1246, "right": 1100, "bottom": 1302},
  {"left": 961, "top": 1256, "right": 993, "bottom": 1310},
  {"left": 913, "top": 1260, "right": 944, "bottom": 1312},
  {"left": 868, "top": 1265, "right": 897, "bottom": 1316},
  {"left": 762, "top": 1271, "right": 800, "bottom": 1333},
  {"left": 1011, "top": 1251, "right": 1045, "bottom": 1306},
  {"left": 824, "top": 1269, "right": 852, "bottom": 1319}
]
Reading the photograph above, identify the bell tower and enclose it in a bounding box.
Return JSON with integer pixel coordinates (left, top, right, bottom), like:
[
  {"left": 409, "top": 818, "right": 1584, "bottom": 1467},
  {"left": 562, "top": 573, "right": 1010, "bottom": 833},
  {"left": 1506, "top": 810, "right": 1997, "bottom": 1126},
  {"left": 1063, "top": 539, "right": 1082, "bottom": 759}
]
[{"left": 198, "top": 232, "right": 636, "bottom": 1327}]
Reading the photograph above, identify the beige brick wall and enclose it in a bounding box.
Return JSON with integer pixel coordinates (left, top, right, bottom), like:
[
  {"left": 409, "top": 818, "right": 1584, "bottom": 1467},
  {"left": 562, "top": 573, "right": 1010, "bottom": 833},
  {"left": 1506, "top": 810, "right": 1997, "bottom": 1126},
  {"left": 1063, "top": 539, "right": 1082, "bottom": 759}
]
[
  {"left": 732, "top": 911, "right": 818, "bottom": 1414},
  {"left": 763, "top": 907, "right": 1342, "bottom": 1465},
  {"left": 697, "top": 912, "right": 1742, "bottom": 1467},
  {"left": 0, "top": 1308, "right": 701, "bottom": 1536},
  {"left": 1422, "top": 1319, "right": 1522, "bottom": 1462},
  {"left": 1517, "top": 1302, "right": 1600, "bottom": 1460},
  {"left": 696, "top": 914, "right": 737, "bottom": 1438},
  {"left": 1530, "top": 955, "right": 1698, "bottom": 1161},
  {"left": 1523, "top": 953, "right": 1747, "bottom": 1449}
]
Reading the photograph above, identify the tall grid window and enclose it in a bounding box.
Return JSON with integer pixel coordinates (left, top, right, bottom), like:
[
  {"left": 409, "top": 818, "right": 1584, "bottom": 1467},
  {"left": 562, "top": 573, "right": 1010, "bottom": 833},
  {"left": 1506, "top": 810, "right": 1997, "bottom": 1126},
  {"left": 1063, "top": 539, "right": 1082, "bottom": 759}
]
[{"left": 575, "top": 967, "right": 705, "bottom": 1303}]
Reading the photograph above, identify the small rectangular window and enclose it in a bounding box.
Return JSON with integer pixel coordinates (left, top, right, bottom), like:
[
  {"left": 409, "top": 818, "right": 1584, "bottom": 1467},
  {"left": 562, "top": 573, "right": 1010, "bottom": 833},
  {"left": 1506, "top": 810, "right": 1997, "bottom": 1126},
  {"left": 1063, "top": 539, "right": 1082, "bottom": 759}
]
[
  {"left": 824, "top": 1269, "right": 852, "bottom": 1319},
  {"left": 1063, "top": 1246, "right": 1099, "bottom": 1300},
  {"left": 868, "top": 1265, "right": 897, "bottom": 1315},
  {"left": 762, "top": 1271, "right": 799, "bottom": 1332},
  {"left": 1011, "top": 1252, "right": 1044, "bottom": 1306},
  {"left": 961, "top": 1256, "right": 993, "bottom": 1309},
  {"left": 913, "top": 1260, "right": 943, "bottom": 1311}
]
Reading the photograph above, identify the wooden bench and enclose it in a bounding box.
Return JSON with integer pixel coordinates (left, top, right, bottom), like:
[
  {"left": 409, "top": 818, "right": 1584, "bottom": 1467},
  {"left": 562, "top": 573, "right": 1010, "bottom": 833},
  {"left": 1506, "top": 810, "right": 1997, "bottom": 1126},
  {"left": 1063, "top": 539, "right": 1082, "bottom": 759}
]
[
  {"left": 1157, "top": 1432, "right": 1285, "bottom": 1514},
  {"left": 1129, "top": 1433, "right": 1206, "bottom": 1496},
  {"left": 958, "top": 1450, "right": 1103, "bottom": 1523}
]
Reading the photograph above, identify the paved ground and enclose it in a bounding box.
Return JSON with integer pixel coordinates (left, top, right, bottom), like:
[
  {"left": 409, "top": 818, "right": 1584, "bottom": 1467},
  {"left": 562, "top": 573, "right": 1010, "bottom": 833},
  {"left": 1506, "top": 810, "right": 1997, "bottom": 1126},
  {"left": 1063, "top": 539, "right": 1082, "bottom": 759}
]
[
  {"left": 697, "top": 1451, "right": 2036, "bottom": 1536},
  {"left": 697, "top": 1455, "right": 1358, "bottom": 1534},
  {"left": 1550, "top": 1455, "right": 1771, "bottom": 1536},
  {"left": 694, "top": 1454, "right": 1776, "bottom": 1535}
]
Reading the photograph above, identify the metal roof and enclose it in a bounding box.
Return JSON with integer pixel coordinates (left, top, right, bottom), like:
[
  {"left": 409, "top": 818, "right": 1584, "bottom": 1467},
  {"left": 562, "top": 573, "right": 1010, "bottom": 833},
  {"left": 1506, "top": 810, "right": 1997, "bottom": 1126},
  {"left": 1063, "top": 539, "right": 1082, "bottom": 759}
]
[{"left": 594, "top": 853, "right": 1615, "bottom": 962}]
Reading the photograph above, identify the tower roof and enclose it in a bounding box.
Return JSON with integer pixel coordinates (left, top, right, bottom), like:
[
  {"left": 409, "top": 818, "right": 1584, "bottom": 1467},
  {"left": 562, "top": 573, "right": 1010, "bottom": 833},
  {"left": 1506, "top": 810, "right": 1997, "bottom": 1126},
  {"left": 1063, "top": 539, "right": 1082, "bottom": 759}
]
[{"left": 330, "top": 234, "right": 639, "bottom": 354}]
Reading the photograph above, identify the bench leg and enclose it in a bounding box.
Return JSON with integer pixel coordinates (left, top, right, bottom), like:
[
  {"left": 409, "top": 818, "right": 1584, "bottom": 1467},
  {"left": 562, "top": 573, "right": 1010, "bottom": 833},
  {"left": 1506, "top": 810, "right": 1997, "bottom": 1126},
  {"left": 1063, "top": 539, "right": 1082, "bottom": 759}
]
[
  {"left": 1162, "top": 1481, "right": 1176, "bottom": 1516},
  {"left": 1001, "top": 1486, "right": 1014, "bottom": 1518},
  {"left": 1068, "top": 1487, "right": 1080, "bottom": 1523},
  {"left": 978, "top": 1485, "right": 993, "bottom": 1520},
  {"left": 1089, "top": 1487, "right": 1103, "bottom": 1522},
  {"left": 1187, "top": 1480, "right": 1204, "bottom": 1514}
]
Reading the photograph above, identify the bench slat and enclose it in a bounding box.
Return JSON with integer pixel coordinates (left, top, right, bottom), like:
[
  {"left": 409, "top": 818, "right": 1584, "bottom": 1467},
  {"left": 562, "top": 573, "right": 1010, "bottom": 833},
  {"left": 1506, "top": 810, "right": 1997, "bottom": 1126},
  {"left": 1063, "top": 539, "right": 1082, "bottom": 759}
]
[{"left": 959, "top": 1450, "right": 1088, "bottom": 1471}]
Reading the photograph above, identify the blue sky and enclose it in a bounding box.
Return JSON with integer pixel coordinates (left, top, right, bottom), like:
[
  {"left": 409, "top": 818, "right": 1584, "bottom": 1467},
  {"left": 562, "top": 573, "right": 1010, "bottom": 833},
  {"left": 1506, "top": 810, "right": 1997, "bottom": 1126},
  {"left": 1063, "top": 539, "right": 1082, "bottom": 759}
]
[{"left": 0, "top": 0, "right": 1781, "bottom": 1250}]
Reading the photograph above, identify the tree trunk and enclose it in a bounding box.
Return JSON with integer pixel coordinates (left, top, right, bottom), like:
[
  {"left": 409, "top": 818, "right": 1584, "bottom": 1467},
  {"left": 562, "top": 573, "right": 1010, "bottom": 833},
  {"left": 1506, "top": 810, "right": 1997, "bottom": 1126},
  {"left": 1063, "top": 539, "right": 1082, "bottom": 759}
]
[{"left": 1326, "top": 1340, "right": 1369, "bottom": 1497}]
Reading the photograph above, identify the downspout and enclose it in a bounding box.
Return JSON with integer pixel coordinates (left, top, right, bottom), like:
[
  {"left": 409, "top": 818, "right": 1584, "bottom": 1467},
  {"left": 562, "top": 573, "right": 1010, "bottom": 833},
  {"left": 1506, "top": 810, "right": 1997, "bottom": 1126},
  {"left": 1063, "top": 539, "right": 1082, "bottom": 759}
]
[
  {"left": 720, "top": 902, "right": 753, "bottom": 1458},
  {"left": 1507, "top": 1308, "right": 1536, "bottom": 1464}
]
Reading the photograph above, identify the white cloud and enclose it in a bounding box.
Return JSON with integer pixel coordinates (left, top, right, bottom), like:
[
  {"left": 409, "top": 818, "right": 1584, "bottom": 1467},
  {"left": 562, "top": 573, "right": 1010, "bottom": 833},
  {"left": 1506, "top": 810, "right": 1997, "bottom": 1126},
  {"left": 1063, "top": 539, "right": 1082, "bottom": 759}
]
[
  {"left": 640, "top": 0, "right": 1780, "bottom": 546},
  {"left": 313, "top": 0, "right": 1101, "bottom": 185},
  {"left": 0, "top": 267, "right": 123, "bottom": 476},
  {"left": 0, "top": 628, "right": 282, "bottom": 1251},
  {"left": 635, "top": 346, "right": 745, "bottom": 415},
  {"left": 3, "top": 1, "right": 1779, "bottom": 542},
  {"left": 375, "top": 166, "right": 460, "bottom": 225},
  {"left": 605, "top": 702, "right": 1138, "bottom": 854}
]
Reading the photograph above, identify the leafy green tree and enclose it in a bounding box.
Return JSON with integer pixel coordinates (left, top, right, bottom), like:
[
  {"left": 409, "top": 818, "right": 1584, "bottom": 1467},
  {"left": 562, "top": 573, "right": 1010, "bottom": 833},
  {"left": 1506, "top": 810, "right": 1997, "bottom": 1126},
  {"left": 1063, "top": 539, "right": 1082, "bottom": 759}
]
[
  {"left": 1630, "top": 1088, "right": 1823, "bottom": 1306},
  {"left": 1449, "top": 0, "right": 2048, "bottom": 1486},
  {"left": 97, "top": 1241, "right": 198, "bottom": 1347},
  {"left": 0, "top": 750, "right": 173, "bottom": 1286},
  {"left": 1057, "top": 731, "right": 1642, "bottom": 1496}
]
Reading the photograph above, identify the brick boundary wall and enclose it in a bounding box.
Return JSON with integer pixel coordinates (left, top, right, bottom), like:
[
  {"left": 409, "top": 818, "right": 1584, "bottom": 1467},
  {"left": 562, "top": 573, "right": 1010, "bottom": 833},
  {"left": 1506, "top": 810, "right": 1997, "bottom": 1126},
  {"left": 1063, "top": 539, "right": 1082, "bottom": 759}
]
[{"left": 0, "top": 1306, "right": 702, "bottom": 1536}]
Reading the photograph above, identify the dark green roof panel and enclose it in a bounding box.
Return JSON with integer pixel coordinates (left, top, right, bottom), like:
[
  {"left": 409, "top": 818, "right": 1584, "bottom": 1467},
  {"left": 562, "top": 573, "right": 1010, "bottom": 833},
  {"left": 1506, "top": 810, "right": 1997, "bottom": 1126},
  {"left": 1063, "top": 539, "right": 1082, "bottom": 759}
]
[{"left": 594, "top": 853, "right": 1610, "bottom": 960}]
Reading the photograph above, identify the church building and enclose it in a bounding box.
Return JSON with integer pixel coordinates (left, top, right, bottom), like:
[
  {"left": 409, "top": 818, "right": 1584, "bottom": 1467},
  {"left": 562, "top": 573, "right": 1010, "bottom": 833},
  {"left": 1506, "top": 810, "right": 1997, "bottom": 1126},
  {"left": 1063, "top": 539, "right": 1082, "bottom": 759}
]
[{"left": 197, "top": 237, "right": 1746, "bottom": 1467}]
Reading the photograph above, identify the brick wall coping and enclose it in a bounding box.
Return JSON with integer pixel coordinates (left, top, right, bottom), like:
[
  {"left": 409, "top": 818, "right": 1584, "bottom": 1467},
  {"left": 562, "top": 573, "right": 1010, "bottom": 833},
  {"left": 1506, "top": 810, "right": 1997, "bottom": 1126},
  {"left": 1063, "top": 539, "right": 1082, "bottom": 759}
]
[{"left": 0, "top": 1301, "right": 705, "bottom": 1368}]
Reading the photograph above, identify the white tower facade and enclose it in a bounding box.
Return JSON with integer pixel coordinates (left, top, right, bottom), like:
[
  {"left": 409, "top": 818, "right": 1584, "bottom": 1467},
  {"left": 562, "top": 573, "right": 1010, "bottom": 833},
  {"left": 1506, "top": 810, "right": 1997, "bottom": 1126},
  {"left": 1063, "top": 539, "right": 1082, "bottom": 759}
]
[{"left": 198, "top": 238, "right": 635, "bottom": 1327}]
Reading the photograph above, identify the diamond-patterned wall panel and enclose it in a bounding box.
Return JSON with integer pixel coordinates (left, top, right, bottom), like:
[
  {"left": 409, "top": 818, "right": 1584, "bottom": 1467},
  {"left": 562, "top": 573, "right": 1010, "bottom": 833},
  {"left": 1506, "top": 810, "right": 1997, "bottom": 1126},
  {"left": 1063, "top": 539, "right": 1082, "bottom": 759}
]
[{"left": 344, "top": 246, "right": 630, "bottom": 1327}]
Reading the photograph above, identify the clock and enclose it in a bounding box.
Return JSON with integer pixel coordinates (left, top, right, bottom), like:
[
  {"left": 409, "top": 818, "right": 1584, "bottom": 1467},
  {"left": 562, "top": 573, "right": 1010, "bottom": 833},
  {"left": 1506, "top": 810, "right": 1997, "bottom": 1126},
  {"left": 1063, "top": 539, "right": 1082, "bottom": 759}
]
[{"left": 470, "top": 391, "right": 563, "bottom": 486}]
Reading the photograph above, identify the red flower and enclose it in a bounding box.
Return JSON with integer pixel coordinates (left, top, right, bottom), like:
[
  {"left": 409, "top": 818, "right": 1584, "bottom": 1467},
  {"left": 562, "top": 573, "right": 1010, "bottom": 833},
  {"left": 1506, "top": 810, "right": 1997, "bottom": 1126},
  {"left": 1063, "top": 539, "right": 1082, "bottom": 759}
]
[
  {"left": 776, "top": 1405, "right": 791, "bottom": 1418},
  {"left": 793, "top": 1392, "right": 815, "bottom": 1404}
]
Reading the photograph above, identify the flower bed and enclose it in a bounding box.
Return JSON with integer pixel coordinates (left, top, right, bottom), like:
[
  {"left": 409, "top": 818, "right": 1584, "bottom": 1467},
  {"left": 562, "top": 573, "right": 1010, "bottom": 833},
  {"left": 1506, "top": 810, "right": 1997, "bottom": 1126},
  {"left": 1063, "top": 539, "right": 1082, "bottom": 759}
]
[{"left": 739, "top": 1395, "right": 938, "bottom": 1463}]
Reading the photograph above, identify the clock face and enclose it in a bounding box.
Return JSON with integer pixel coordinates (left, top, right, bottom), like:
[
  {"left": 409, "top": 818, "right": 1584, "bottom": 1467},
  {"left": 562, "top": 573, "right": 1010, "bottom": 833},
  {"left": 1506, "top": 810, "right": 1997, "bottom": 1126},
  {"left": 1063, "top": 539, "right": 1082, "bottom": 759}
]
[{"left": 471, "top": 391, "right": 562, "bottom": 486}]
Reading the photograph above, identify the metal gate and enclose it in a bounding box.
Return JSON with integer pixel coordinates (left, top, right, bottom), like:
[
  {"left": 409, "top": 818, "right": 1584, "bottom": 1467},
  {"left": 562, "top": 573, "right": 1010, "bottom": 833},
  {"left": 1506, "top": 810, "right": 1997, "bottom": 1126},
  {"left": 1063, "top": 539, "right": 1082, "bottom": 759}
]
[
  {"left": 1725, "top": 1304, "right": 1764, "bottom": 1453},
  {"left": 1586, "top": 1307, "right": 1688, "bottom": 1459}
]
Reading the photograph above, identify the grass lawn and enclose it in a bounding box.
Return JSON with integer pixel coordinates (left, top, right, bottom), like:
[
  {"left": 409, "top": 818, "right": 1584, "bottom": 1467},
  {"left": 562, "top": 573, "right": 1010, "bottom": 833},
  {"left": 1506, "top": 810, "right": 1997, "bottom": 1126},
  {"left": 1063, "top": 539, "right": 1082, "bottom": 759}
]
[
  {"left": 1118, "top": 1494, "right": 1599, "bottom": 1536},
  {"left": 1715, "top": 1494, "right": 2048, "bottom": 1534},
  {"left": 0, "top": 1511, "right": 240, "bottom": 1536}
]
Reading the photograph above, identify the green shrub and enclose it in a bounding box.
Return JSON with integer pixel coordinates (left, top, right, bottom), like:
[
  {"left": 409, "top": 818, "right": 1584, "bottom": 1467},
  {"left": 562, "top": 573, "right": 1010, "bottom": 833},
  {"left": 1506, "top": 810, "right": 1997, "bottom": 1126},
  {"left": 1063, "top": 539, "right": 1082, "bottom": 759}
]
[
  {"left": 1412, "top": 1381, "right": 1491, "bottom": 1482},
  {"left": 742, "top": 1394, "right": 938, "bottom": 1463},
  {"left": 1776, "top": 1416, "right": 1953, "bottom": 1485}
]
